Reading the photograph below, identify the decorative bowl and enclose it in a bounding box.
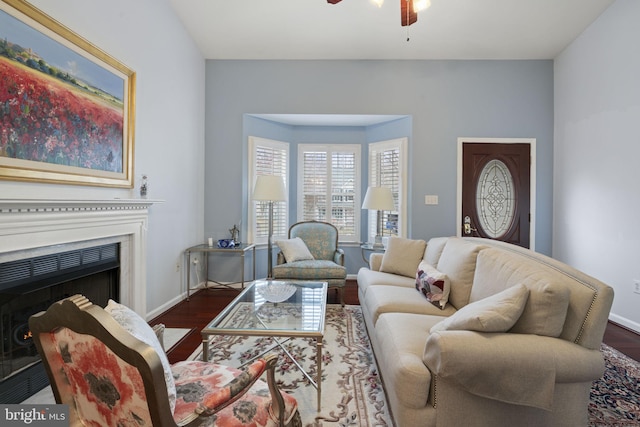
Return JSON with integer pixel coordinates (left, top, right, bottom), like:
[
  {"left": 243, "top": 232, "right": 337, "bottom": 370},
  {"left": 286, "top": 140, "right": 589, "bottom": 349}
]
[
  {"left": 217, "top": 239, "right": 236, "bottom": 248},
  {"left": 256, "top": 281, "right": 297, "bottom": 303}
]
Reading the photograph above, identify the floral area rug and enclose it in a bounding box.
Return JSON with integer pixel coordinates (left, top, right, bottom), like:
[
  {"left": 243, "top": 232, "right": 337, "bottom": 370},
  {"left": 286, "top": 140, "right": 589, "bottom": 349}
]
[
  {"left": 190, "top": 304, "right": 640, "bottom": 427},
  {"left": 190, "top": 305, "right": 393, "bottom": 427},
  {"left": 589, "top": 343, "right": 640, "bottom": 426}
]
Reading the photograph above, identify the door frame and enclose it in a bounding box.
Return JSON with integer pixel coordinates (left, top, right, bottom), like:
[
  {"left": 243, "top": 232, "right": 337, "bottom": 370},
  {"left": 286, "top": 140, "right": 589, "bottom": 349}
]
[{"left": 456, "top": 137, "right": 537, "bottom": 251}]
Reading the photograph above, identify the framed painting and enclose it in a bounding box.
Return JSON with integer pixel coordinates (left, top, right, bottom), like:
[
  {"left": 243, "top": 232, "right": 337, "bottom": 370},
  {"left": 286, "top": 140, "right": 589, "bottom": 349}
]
[{"left": 0, "top": 0, "right": 135, "bottom": 188}]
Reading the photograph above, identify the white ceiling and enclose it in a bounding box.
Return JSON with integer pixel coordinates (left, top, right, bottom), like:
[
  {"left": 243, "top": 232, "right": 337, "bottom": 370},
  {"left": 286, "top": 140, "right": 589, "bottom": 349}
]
[{"left": 168, "top": 0, "right": 614, "bottom": 60}]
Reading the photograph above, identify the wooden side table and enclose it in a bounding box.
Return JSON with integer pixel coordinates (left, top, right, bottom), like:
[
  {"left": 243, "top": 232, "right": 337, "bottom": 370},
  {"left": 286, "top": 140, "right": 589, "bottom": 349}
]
[{"left": 184, "top": 243, "right": 255, "bottom": 299}]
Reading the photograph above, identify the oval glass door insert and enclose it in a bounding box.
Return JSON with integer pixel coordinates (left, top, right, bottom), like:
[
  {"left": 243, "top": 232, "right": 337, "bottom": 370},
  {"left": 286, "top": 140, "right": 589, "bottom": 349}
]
[{"left": 476, "top": 159, "right": 515, "bottom": 238}]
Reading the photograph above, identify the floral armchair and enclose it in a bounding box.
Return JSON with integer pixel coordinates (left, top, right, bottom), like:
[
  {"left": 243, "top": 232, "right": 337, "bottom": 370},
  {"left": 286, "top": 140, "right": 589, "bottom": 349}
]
[
  {"left": 273, "top": 220, "right": 347, "bottom": 305},
  {"left": 28, "top": 294, "right": 301, "bottom": 427}
]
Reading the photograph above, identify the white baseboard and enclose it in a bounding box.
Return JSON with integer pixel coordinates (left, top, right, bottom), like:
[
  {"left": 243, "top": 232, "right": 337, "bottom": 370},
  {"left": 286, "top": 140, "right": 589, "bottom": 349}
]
[
  {"left": 347, "top": 273, "right": 357, "bottom": 280},
  {"left": 609, "top": 313, "right": 640, "bottom": 335},
  {"left": 146, "top": 292, "right": 185, "bottom": 321}
]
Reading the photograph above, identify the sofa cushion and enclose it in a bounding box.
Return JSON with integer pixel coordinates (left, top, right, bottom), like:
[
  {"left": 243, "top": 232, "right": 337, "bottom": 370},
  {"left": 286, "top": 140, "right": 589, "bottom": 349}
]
[
  {"left": 415, "top": 262, "right": 450, "bottom": 309},
  {"left": 470, "top": 248, "right": 572, "bottom": 338},
  {"left": 510, "top": 282, "right": 570, "bottom": 337},
  {"left": 435, "top": 238, "right": 485, "bottom": 309},
  {"left": 380, "top": 237, "right": 427, "bottom": 278},
  {"left": 373, "top": 312, "right": 438, "bottom": 409},
  {"left": 364, "top": 285, "right": 457, "bottom": 325},
  {"left": 423, "top": 237, "right": 448, "bottom": 268},
  {"left": 105, "top": 300, "right": 177, "bottom": 413},
  {"left": 276, "top": 237, "right": 314, "bottom": 262},
  {"left": 430, "top": 284, "right": 529, "bottom": 333}
]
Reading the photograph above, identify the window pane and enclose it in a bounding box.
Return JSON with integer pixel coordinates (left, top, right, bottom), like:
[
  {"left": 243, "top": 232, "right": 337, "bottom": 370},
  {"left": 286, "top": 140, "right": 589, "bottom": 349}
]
[
  {"left": 249, "top": 137, "right": 289, "bottom": 244},
  {"left": 368, "top": 139, "right": 406, "bottom": 242},
  {"left": 298, "top": 144, "right": 360, "bottom": 242}
]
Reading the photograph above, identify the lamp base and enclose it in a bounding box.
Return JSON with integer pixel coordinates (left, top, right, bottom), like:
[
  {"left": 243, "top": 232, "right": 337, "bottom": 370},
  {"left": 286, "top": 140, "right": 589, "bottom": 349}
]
[{"left": 373, "top": 235, "right": 384, "bottom": 249}]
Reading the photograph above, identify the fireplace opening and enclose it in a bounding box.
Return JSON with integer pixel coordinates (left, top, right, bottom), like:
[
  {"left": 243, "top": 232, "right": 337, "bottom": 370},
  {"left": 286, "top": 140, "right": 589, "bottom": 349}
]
[{"left": 0, "top": 243, "right": 120, "bottom": 403}]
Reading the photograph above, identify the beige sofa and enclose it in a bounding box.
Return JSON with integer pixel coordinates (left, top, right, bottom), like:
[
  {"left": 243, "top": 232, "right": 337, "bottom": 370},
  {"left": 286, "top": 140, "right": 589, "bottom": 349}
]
[{"left": 357, "top": 236, "right": 614, "bottom": 427}]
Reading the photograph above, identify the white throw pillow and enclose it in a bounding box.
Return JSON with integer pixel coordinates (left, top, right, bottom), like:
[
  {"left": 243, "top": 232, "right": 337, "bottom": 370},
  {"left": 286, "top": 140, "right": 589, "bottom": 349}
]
[
  {"left": 276, "top": 237, "right": 315, "bottom": 262},
  {"left": 105, "top": 300, "right": 176, "bottom": 413},
  {"left": 430, "top": 284, "right": 529, "bottom": 333},
  {"left": 380, "top": 237, "right": 427, "bottom": 278}
]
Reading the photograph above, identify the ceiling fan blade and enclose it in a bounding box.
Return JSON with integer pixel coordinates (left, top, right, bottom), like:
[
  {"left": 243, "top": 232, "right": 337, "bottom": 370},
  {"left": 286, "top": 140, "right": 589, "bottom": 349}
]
[{"left": 401, "top": 0, "right": 418, "bottom": 26}]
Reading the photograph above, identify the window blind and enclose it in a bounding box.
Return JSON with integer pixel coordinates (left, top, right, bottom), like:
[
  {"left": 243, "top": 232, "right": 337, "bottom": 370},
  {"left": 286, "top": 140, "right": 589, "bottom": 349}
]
[{"left": 299, "top": 145, "right": 360, "bottom": 242}]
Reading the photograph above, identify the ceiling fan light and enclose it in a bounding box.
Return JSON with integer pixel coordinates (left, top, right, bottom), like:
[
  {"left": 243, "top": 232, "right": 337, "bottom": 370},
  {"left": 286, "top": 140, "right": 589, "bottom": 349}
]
[
  {"left": 371, "top": 0, "right": 384, "bottom": 8},
  {"left": 413, "top": 0, "right": 431, "bottom": 12}
]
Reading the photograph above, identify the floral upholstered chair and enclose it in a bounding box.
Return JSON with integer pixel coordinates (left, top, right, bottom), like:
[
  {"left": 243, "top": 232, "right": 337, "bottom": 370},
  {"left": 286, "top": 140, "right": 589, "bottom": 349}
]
[
  {"left": 273, "top": 220, "right": 347, "bottom": 306},
  {"left": 28, "top": 294, "right": 301, "bottom": 427}
]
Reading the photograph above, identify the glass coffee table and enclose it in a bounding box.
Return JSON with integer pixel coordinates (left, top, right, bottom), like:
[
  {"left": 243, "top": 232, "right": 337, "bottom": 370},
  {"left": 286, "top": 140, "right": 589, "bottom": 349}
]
[{"left": 201, "top": 279, "right": 328, "bottom": 410}]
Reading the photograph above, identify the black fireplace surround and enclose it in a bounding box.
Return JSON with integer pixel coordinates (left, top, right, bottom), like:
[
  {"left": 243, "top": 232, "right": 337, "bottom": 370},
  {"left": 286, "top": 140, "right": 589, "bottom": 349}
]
[{"left": 0, "top": 243, "right": 120, "bottom": 403}]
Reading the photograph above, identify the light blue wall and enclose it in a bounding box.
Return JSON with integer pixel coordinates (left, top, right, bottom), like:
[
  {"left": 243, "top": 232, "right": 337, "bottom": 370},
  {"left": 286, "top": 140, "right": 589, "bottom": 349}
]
[
  {"left": 7, "top": 0, "right": 207, "bottom": 318},
  {"left": 205, "top": 60, "right": 554, "bottom": 279}
]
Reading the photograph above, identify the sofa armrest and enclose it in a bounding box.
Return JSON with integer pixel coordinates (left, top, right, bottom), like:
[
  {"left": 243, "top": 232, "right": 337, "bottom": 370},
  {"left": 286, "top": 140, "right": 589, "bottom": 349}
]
[
  {"left": 423, "top": 331, "right": 604, "bottom": 410},
  {"left": 334, "top": 249, "right": 345, "bottom": 266},
  {"left": 370, "top": 253, "right": 384, "bottom": 271}
]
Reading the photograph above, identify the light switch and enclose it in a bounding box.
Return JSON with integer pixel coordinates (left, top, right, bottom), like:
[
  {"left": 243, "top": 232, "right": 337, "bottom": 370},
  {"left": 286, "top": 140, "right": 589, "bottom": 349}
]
[{"left": 425, "top": 195, "right": 439, "bottom": 205}]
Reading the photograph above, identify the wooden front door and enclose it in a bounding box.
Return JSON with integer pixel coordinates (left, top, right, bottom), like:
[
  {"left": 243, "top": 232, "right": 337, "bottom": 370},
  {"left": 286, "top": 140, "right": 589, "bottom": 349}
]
[{"left": 461, "top": 142, "right": 531, "bottom": 248}]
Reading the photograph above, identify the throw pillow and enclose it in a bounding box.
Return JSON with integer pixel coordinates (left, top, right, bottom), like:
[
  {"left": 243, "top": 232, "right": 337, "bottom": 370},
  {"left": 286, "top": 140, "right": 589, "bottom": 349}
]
[
  {"left": 276, "top": 237, "right": 315, "bottom": 262},
  {"left": 380, "top": 237, "right": 427, "bottom": 278},
  {"left": 510, "top": 282, "right": 570, "bottom": 337},
  {"left": 415, "top": 262, "right": 451, "bottom": 309},
  {"left": 430, "top": 284, "right": 529, "bottom": 333},
  {"left": 105, "top": 300, "right": 177, "bottom": 413}
]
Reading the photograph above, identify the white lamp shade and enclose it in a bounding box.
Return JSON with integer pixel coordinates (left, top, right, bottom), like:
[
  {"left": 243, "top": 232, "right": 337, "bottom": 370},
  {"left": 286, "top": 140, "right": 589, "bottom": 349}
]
[
  {"left": 362, "top": 186, "right": 394, "bottom": 211},
  {"left": 253, "top": 175, "right": 287, "bottom": 201}
]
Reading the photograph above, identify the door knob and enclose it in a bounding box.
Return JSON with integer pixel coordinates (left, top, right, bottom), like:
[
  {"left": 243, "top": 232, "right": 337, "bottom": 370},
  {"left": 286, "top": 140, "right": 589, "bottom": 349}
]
[{"left": 463, "top": 216, "right": 477, "bottom": 235}]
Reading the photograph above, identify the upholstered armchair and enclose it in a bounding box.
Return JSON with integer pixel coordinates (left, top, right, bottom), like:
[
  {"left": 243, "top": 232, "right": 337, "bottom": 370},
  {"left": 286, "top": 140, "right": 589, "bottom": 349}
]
[
  {"left": 273, "top": 220, "right": 347, "bottom": 305},
  {"left": 28, "top": 294, "right": 301, "bottom": 427}
]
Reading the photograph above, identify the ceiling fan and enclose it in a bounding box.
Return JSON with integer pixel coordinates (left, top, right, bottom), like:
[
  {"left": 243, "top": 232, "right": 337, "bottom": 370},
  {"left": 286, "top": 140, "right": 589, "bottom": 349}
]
[{"left": 327, "top": 0, "right": 431, "bottom": 27}]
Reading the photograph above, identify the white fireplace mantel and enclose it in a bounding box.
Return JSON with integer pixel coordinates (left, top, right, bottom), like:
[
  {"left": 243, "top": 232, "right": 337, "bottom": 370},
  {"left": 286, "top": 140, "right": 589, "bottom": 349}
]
[{"left": 0, "top": 198, "right": 162, "bottom": 316}]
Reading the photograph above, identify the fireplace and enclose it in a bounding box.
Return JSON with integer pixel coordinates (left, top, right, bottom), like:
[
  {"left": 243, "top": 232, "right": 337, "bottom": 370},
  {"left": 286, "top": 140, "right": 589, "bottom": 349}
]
[
  {"left": 0, "top": 243, "right": 120, "bottom": 403},
  {"left": 0, "top": 197, "right": 158, "bottom": 403}
]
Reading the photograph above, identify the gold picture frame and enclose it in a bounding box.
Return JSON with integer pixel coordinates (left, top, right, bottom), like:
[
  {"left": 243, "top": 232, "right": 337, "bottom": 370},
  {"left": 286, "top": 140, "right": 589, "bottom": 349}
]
[{"left": 0, "top": 0, "right": 135, "bottom": 187}]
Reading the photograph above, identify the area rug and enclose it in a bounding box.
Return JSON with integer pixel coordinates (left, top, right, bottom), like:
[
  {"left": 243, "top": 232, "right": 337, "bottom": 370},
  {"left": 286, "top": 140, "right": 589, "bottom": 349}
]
[
  {"left": 589, "top": 343, "right": 640, "bottom": 426},
  {"left": 190, "top": 304, "right": 640, "bottom": 427},
  {"left": 189, "top": 305, "right": 393, "bottom": 427},
  {"left": 163, "top": 327, "right": 192, "bottom": 350}
]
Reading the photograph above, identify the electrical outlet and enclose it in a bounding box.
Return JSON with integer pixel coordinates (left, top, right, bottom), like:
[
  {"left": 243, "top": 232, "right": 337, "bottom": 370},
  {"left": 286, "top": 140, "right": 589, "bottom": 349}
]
[
  {"left": 192, "top": 258, "right": 199, "bottom": 265},
  {"left": 175, "top": 263, "right": 180, "bottom": 272},
  {"left": 634, "top": 280, "right": 640, "bottom": 294}
]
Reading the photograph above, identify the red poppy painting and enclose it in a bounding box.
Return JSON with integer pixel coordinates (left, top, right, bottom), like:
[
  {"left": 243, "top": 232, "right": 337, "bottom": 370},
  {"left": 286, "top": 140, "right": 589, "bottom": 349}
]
[{"left": 0, "top": 0, "right": 135, "bottom": 187}]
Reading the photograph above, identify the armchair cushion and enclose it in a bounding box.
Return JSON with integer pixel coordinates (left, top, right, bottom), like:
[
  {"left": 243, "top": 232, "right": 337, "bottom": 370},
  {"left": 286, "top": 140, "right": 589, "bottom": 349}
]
[
  {"left": 172, "top": 359, "right": 298, "bottom": 426},
  {"left": 273, "top": 259, "right": 346, "bottom": 280},
  {"left": 105, "top": 299, "right": 177, "bottom": 413},
  {"left": 276, "top": 237, "right": 314, "bottom": 262}
]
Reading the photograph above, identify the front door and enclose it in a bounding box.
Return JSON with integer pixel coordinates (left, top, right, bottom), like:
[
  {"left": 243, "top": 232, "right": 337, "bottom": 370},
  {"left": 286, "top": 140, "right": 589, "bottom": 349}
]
[{"left": 460, "top": 141, "right": 531, "bottom": 248}]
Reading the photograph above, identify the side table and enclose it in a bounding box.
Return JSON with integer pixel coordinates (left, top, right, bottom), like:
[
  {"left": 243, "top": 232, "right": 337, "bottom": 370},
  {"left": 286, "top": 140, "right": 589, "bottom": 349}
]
[
  {"left": 360, "top": 243, "right": 386, "bottom": 267},
  {"left": 184, "top": 243, "right": 256, "bottom": 300}
]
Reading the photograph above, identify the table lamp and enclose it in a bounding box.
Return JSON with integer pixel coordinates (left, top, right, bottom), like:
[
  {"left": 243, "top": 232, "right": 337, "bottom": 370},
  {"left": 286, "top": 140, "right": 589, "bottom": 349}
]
[{"left": 362, "top": 186, "right": 394, "bottom": 248}]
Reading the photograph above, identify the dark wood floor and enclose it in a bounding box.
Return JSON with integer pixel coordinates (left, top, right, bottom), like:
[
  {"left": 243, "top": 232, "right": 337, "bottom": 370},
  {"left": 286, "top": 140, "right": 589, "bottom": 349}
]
[{"left": 150, "top": 280, "right": 640, "bottom": 364}]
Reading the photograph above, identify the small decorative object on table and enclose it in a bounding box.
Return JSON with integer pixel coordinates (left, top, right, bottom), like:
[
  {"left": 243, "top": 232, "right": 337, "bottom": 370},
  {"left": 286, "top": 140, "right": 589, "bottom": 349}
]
[
  {"left": 229, "top": 224, "right": 240, "bottom": 244},
  {"left": 140, "top": 174, "right": 148, "bottom": 198},
  {"left": 217, "top": 239, "right": 236, "bottom": 248}
]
